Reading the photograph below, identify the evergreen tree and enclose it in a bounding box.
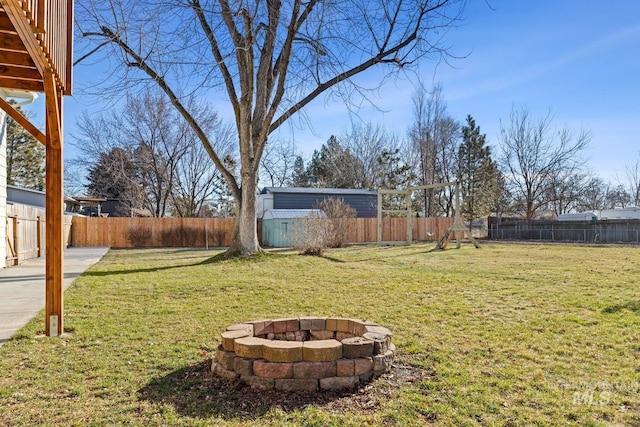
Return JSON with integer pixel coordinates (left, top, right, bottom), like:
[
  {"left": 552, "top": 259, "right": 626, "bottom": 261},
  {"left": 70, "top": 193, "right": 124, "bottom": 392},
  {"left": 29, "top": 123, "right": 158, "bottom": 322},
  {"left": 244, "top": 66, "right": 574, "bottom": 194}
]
[
  {"left": 290, "top": 156, "right": 310, "bottom": 187},
  {"left": 305, "top": 136, "right": 361, "bottom": 188},
  {"left": 86, "top": 147, "right": 142, "bottom": 215},
  {"left": 6, "top": 103, "right": 45, "bottom": 190},
  {"left": 376, "top": 149, "right": 416, "bottom": 191},
  {"left": 457, "top": 115, "right": 497, "bottom": 227}
]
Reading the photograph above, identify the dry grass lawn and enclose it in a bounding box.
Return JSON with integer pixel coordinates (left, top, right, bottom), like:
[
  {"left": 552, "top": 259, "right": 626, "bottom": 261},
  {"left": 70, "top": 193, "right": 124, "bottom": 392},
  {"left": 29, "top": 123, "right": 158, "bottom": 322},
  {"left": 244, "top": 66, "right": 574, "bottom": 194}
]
[{"left": 0, "top": 243, "right": 638, "bottom": 426}]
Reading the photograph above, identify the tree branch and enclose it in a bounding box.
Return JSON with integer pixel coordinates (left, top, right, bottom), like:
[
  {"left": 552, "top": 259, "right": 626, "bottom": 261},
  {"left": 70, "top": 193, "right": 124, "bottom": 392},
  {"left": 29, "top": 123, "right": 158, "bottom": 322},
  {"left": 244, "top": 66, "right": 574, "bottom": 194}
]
[
  {"left": 270, "top": 10, "right": 423, "bottom": 134},
  {"left": 190, "top": 0, "right": 240, "bottom": 122},
  {"left": 99, "top": 25, "right": 241, "bottom": 201}
]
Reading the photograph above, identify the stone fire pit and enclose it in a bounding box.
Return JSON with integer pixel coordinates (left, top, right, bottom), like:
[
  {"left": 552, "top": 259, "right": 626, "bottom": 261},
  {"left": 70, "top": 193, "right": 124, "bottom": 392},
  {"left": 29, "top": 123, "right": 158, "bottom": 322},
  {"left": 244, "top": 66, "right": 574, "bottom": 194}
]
[{"left": 212, "top": 317, "right": 395, "bottom": 391}]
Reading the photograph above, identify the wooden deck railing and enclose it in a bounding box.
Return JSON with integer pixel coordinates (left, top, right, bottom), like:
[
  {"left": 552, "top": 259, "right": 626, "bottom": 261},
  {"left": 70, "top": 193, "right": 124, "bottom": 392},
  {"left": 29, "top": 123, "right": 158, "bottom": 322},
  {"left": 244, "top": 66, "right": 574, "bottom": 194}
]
[{"left": 20, "top": 0, "right": 72, "bottom": 93}]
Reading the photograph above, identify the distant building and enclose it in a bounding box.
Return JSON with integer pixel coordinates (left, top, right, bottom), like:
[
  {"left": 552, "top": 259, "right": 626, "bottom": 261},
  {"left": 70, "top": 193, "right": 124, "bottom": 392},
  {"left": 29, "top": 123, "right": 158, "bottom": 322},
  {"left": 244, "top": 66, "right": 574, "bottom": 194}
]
[
  {"left": 8, "top": 185, "right": 79, "bottom": 213},
  {"left": 71, "top": 197, "right": 153, "bottom": 217},
  {"left": 556, "top": 208, "right": 640, "bottom": 221},
  {"left": 599, "top": 207, "right": 640, "bottom": 220},
  {"left": 557, "top": 212, "right": 598, "bottom": 222},
  {"left": 257, "top": 187, "right": 377, "bottom": 218}
]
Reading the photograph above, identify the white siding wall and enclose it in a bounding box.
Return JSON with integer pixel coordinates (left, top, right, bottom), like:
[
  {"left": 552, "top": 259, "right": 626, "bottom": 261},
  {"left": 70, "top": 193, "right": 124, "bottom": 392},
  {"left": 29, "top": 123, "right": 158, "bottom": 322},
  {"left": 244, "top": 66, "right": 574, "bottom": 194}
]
[{"left": 0, "top": 105, "right": 7, "bottom": 268}]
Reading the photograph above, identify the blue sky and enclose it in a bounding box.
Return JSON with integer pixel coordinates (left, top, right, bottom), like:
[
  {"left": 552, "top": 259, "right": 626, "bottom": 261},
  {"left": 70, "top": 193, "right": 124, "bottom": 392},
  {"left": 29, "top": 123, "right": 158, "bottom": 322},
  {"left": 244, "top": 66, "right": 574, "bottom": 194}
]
[
  {"left": 22, "top": 0, "right": 640, "bottom": 185},
  {"left": 279, "top": 0, "right": 640, "bottom": 182}
]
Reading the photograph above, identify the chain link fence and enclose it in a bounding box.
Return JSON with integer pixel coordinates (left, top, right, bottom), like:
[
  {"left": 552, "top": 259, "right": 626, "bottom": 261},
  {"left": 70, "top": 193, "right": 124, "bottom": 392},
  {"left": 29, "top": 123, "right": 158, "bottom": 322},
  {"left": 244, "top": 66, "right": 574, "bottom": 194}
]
[{"left": 489, "top": 220, "right": 640, "bottom": 244}]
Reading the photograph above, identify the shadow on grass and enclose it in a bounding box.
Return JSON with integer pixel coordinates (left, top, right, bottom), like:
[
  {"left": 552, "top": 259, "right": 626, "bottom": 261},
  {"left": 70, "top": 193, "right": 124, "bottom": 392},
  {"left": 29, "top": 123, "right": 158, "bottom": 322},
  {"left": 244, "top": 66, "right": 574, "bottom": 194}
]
[
  {"left": 603, "top": 300, "right": 640, "bottom": 314},
  {"left": 81, "top": 261, "right": 201, "bottom": 277},
  {"left": 81, "top": 251, "right": 251, "bottom": 277},
  {"left": 197, "top": 252, "right": 233, "bottom": 265},
  {"left": 137, "top": 360, "right": 362, "bottom": 420},
  {"left": 319, "top": 255, "right": 346, "bottom": 263}
]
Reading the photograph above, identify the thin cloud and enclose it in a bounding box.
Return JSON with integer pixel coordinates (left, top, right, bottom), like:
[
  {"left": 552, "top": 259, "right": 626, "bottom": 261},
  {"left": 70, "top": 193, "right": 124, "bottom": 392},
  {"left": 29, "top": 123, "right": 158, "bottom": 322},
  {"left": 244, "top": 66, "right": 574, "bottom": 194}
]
[{"left": 446, "top": 24, "right": 640, "bottom": 102}]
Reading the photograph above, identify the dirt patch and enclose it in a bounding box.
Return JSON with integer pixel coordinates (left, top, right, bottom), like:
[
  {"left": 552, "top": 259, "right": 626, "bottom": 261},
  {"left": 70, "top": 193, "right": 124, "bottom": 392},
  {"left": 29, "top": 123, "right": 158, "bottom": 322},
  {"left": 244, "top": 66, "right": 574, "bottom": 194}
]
[{"left": 140, "top": 355, "right": 429, "bottom": 420}]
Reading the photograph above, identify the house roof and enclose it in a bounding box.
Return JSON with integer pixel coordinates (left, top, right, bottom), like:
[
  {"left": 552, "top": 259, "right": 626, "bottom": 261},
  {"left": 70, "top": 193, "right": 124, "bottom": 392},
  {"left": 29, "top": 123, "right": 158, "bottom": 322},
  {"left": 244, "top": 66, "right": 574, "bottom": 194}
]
[
  {"left": 73, "top": 196, "right": 108, "bottom": 203},
  {"left": 261, "top": 187, "right": 376, "bottom": 196},
  {"left": 7, "top": 184, "right": 77, "bottom": 206}
]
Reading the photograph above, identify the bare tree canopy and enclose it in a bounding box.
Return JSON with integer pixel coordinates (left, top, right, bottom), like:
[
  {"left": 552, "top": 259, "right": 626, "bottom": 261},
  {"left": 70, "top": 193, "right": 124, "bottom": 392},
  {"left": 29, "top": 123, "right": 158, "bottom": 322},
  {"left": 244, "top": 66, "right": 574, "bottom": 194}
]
[
  {"left": 75, "top": 92, "right": 235, "bottom": 217},
  {"left": 625, "top": 154, "right": 640, "bottom": 207},
  {"left": 407, "top": 83, "right": 459, "bottom": 216},
  {"left": 498, "top": 106, "right": 591, "bottom": 219},
  {"left": 259, "top": 139, "right": 300, "bottom": 187},
  {"left": 76, "top": 0, "right": 467, "bottom": 255}
]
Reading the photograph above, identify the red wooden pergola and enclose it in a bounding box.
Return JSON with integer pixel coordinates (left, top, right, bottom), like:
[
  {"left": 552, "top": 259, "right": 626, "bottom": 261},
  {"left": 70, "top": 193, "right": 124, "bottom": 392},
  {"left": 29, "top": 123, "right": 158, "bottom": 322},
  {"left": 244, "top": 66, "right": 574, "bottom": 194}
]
[{"left": 0, "top": 0, "right": 73, "bottom": 336}]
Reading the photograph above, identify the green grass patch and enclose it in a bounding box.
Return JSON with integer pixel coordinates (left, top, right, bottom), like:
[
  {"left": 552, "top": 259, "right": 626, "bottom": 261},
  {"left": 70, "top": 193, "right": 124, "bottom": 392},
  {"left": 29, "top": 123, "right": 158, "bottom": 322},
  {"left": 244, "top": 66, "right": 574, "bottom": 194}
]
[{"left": 0, "top": 244, "right": 638, "bottom": 426}]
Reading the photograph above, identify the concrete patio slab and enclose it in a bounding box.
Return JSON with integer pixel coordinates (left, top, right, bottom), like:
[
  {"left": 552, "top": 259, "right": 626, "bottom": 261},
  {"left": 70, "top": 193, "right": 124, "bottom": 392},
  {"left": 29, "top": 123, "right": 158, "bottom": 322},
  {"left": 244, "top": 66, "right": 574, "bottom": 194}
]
[{"left": 0, "top": 246, "right": 109, "bottom": 346}]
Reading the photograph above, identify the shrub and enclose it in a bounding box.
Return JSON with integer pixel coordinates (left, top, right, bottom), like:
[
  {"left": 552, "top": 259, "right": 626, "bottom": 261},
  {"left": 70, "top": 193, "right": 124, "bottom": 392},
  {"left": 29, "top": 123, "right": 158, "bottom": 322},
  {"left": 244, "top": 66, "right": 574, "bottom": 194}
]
[
  {"left": 290, "top": 213, "right": 331, "bottom": 256},
  {"left": 124, "top": 226, "right": 152, "bottom": 247},
  {"left": 212, "top": 229, "right": 228, "bottom": 246},
  {"left": 289, "top": 198, "right": 356, "bottom": 256},
  {"left": 316, "top": 198, "right": 357, "bottom": 248},
  {"left": 160, "top": 226, "right": 201, "bottom": 246}
]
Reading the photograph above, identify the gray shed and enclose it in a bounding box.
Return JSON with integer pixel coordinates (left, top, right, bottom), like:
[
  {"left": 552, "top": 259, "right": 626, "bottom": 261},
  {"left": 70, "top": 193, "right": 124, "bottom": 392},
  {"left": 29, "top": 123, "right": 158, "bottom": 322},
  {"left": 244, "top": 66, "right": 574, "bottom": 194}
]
[{"left": 261, "top": 209, "right": 326, "bottom": 247}]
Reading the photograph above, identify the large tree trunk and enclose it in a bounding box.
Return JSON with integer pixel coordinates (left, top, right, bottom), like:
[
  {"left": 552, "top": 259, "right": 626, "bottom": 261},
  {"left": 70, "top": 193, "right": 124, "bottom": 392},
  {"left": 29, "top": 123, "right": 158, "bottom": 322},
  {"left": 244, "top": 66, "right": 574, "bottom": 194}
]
[
  {"left": 226, "top": 129, "right": 262, "bottom": 256},
  {"left": 228, "top": 175, "right": 260, "bottom": 256}
]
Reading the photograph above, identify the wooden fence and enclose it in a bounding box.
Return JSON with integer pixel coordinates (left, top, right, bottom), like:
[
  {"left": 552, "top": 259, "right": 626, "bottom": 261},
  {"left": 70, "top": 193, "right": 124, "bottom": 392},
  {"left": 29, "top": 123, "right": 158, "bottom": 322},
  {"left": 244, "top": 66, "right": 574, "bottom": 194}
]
[
  {"left": 70, "top": 217, "right": 454, "bottom": 248},
  {"left": 70, "top": 217, "right": 235, "bottom": 248},
  {"left": 6, "top": 203, "right": 73, "bottom": 266}
]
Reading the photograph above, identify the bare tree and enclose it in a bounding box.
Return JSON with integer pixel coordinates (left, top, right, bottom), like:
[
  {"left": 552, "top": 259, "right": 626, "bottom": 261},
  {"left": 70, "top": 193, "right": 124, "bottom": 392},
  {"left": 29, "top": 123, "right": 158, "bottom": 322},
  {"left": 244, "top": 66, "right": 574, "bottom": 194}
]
[
  {"left": 625, "top": 155, "right": 640, "bottom": 207},
  {"left": 75, "top": 92, "right": 233, "bottom": 217},
  {"left": 72, "top": 110, "right": 127, "bottom": 171},
  {"left": 576, "top": 176, "right": 612, "bottom": 212},
  {"left": 259, "top": 139, "right": 300, "bottom": 188},
  {"left": 407, "top": 83, "right": 459, "bottom": 216},
  {"left": 340, "top": 121, "right": 412, "bottom": 190},
  {"left": 127, "top": 95, "right": 188, "bottom": 217},
  {"left": 433, "top": 116, "right": 460, "bottom": 215},
  {"left": 545, "top": 170, "right": 588, "bottom": 216},
  {"left": 605, "top": 184, "right": 631, "bottom": 208},
  {"left": 408, "top": 83, "right": 442, "bottom": 216},
  {"left": 171, "top": 121, "right": 235, "bottom": 217},
  {"left": 76, "top": 0, "right": 467, "bottom": 255},
  {"left": 498, "top": 106, "right": 591, "bottom": 219},
  {"left": 159, "top": 95, "right": 236, "bottom": 217}
]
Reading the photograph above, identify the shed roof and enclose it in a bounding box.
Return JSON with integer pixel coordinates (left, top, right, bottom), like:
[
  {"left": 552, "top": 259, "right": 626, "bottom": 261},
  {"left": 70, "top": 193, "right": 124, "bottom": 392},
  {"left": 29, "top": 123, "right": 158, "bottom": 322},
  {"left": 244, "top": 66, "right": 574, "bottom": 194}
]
[
  {"left": 262, "top": 209, "right": 326, "bottom": 219},
  {"left": 261, "top": 187, "right": 376, "bottom": 196}
]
